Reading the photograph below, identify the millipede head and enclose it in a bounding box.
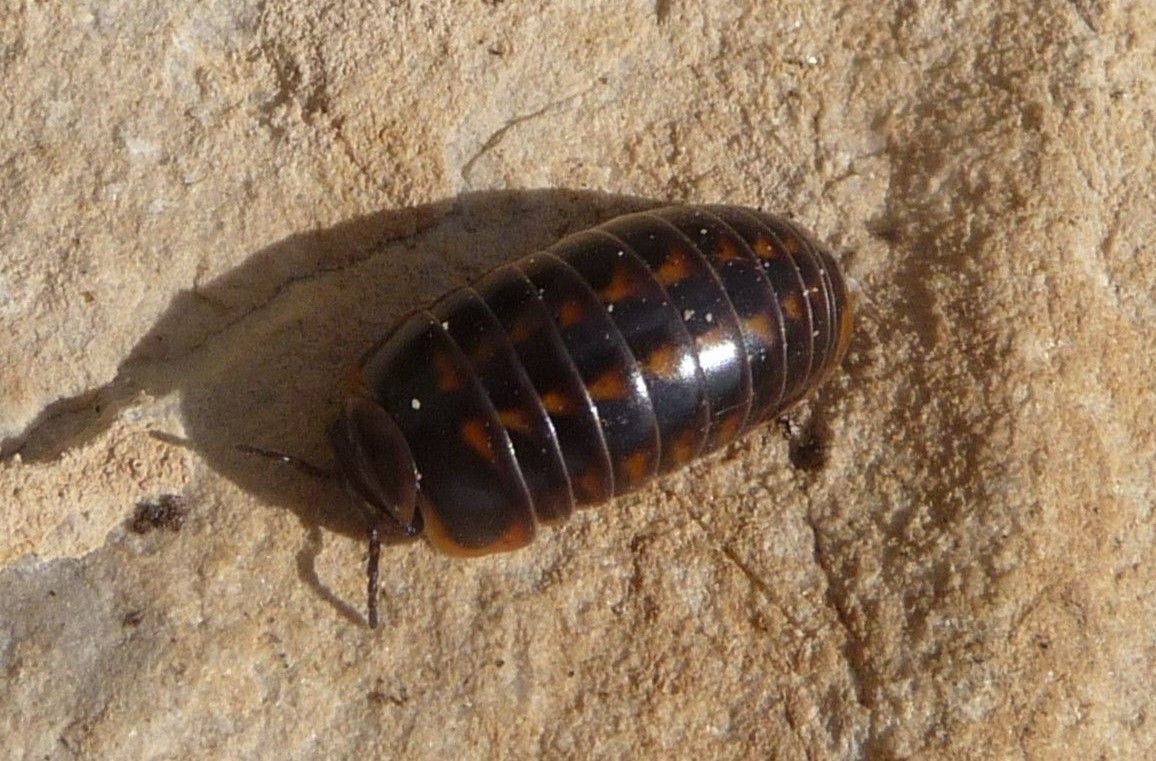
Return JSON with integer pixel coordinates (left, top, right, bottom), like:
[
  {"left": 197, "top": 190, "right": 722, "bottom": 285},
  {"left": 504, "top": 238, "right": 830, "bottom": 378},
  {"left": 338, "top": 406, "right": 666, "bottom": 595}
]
[{"left": 329, "top": 396, "right": 421, "bottom": 628}]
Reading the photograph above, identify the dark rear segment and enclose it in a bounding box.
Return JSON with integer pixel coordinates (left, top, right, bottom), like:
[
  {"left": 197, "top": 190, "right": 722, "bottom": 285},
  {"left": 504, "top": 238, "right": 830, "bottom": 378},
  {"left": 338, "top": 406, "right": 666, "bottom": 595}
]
[{"left": 356, "top": 205, "right": 851, "bottom": 554}]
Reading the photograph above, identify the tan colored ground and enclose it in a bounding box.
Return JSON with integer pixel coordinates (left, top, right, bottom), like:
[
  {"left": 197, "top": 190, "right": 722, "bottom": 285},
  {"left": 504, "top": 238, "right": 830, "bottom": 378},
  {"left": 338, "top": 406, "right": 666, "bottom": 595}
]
[{"left": 2, "top": 2, "right": 1153, "bottom": 759}]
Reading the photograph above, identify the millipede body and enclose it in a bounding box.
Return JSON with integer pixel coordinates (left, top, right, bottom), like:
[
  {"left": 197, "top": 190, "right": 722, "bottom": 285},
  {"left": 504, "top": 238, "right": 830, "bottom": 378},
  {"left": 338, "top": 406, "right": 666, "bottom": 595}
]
[{"left": 329, "top": 204, "right": 853, "bottom": 626}]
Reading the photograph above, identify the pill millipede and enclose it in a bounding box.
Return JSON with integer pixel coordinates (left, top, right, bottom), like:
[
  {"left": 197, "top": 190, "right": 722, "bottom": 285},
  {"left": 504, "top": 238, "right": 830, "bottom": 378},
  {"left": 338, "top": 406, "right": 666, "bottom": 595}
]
[{"left": 324, "top": 203, "right": 853, "bottom": 628}]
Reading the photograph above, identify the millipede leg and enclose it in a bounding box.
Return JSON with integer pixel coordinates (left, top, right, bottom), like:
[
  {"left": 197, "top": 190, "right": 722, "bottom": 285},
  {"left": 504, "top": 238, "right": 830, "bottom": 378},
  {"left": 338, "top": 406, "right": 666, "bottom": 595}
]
[
  {"left": 356, "top": 494, "right": 420, "bottom": 630},
  {"left": 235, "top": 443, "right": 336, "bottom": 481},
  {"left": 366, "top": 523, "right": 382, "bottom": 629}
]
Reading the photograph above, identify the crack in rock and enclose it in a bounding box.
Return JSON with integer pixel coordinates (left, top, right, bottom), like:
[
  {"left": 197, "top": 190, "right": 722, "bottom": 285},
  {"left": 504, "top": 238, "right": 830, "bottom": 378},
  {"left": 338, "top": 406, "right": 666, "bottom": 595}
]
[
  {"left": 460, "top": 82, "right": 602, "bottom": 189},
  {"left": 805, "top": 512, "right": 872, "bottom": 715}
]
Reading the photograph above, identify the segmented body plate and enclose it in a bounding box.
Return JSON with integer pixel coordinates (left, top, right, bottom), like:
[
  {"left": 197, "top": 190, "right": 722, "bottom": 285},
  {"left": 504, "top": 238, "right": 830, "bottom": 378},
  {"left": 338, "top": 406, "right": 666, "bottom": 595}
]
[{"left": 359, "top": 205, "right": 852, "bottom": 554}]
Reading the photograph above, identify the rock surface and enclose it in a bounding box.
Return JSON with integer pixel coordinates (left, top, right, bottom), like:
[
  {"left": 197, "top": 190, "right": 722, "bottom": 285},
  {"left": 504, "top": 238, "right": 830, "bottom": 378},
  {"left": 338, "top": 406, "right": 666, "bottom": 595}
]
[{"left": 2, "top": 1, "right": 1153, "bottom": 758}]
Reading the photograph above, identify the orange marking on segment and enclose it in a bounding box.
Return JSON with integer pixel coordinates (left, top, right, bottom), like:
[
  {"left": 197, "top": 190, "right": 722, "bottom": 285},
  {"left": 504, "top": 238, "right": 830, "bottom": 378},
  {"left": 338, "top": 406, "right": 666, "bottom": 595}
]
[
  {"left": 781, "top": 293, "right": 805, "bottom": 321},
  {"left": 745, "top": 312, "right": 778, "bottom": 345},
  {"left": 655, "top": 247, "right": 692, "bottom": 285},
  {"left": 752, "top": 236, "right": 777, "bottom": 260},
  {"left": 427, "top": 510, "right": 533, "bottom": 556},
  {"left": 558, "top": 299, "right": 585, "bottom": 327},
  {"left": 713, "top": 410, "right": 744, "bottom": 445},
  {"left": 644, "top": 343, "right": 681, "bottom": 379},
  {"left": 599, "top": 266, "right": 637, "bottom": 302},
  {"left": 669, "top": 428, "right": 701, "bottom": 465},
  {"left": 493, "top": 518, "right": 534, "bottom": 552},
  {"left": 713, "top": 236, "right": 745, "bottom": 263},
  {"left": 621, "top": 448, "right": 655, "bottom": 484},
  {"left": 461, "top": 418, "right": 496, "bottom": 462},
  {"left": 507, "top": 315, "right": 535, "bottom": 344},
  {"left": 433, "top": 352, "right": 463, "bottom": 392},
  {"left": 694, "top": 324, "right": 729, "bottom": 349},
  {"left": 576, "top": 467, "right": 608, "bottom": 501},
  {"left": 540, "top": 389, "right": 575, "bottom": 415},
  {"left": 498, "top": 407, "right": 534, "bottom": 436},
  {"left": 587, "top": 367, "right": 630, "bottom": 401},
  {"left": 834, "top": 304, "right": 854, "bottom": 364}
]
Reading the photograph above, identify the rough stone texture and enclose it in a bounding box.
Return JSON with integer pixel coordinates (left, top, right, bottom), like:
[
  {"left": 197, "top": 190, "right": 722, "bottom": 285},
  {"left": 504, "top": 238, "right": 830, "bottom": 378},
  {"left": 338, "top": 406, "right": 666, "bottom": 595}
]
[{"left": 2, "top": 1, "right": 1153, "bottom": 759}]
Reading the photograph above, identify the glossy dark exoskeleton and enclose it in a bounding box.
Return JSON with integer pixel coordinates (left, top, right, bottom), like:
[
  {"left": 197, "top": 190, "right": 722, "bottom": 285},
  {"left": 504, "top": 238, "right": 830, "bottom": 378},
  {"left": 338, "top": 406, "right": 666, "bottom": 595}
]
[{"left": 330, "top": 205, "right": 854, "bottom": 627}]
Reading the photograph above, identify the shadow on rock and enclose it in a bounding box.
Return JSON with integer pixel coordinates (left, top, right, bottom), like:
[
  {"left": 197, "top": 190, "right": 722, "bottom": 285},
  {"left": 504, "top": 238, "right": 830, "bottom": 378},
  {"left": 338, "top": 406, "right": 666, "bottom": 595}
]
[{"left": 6, "top": 189, "right": 661, "bottom": 546}]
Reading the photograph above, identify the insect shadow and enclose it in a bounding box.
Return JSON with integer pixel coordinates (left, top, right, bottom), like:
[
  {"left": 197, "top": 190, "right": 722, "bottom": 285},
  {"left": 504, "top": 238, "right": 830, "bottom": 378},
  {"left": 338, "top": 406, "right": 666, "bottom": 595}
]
[{"left": 6, "top": 189, "right": 661, "bottom": 614}]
